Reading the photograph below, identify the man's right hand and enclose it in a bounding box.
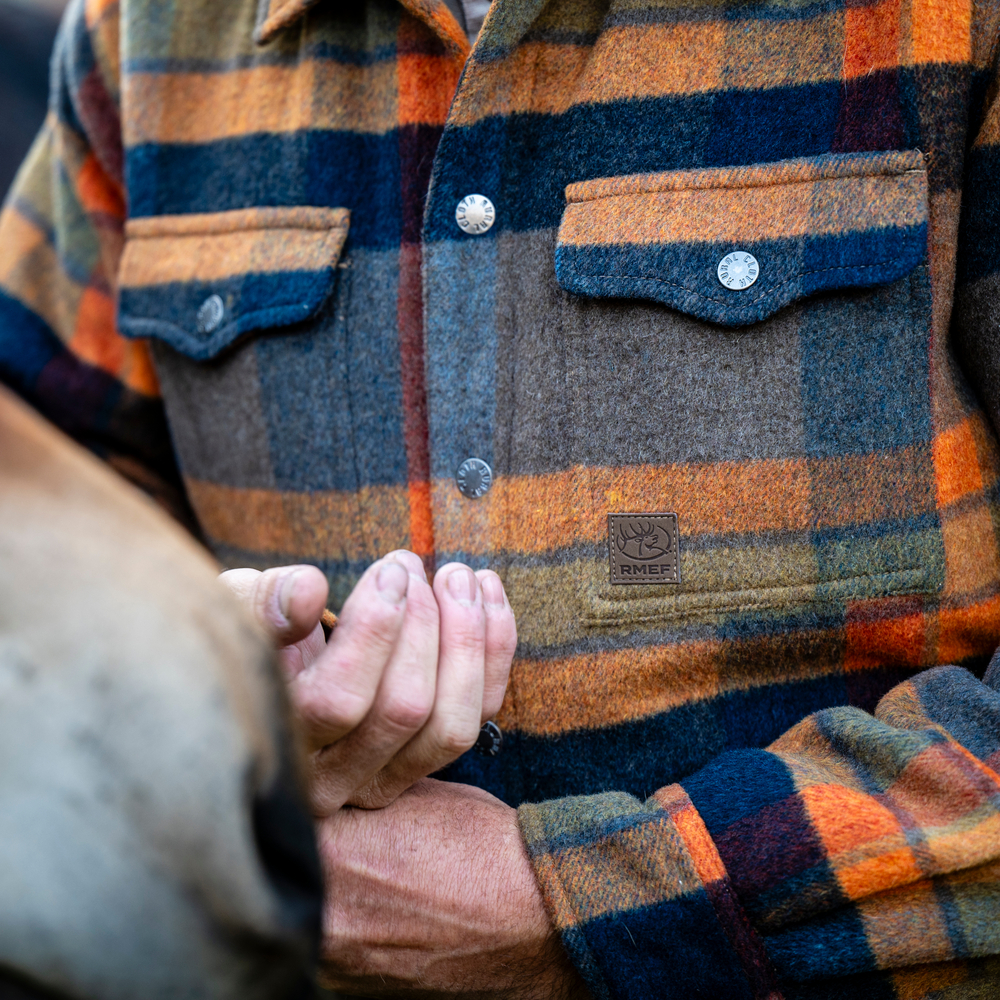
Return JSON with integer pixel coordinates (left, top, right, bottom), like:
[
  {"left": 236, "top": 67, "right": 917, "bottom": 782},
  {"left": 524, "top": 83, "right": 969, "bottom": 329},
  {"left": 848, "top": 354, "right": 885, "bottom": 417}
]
[{"left": 219, "top": 552, "right": 516, "bottom": 816}]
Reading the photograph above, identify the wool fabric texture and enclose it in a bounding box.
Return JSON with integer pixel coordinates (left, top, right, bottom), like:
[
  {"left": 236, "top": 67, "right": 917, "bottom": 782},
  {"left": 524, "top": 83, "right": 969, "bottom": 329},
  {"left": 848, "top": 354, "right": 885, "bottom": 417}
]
[{"left": 1, "top": 0, "right": 1000, "bottom": 995}]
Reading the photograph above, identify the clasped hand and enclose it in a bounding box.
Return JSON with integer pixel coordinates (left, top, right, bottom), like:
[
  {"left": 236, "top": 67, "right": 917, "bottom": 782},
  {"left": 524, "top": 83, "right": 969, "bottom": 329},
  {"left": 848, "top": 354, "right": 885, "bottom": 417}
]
[
  {"left": 220, "top": 551, "right": 516, "bottom": 815},
  {"left": 219, "top": 554, "right": 586, "bottom": 998}
]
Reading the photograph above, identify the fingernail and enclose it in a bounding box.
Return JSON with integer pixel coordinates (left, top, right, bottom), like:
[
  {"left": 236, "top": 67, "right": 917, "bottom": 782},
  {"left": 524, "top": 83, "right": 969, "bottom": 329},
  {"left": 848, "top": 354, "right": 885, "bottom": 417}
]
[
  {"left": 386, "top": 549, "right": 427, "bottom": 581},
  {"left": 376, "top": 561, "right": 409, "bottom": 604},
  {"left": 481, "top": 573, "right": 504, "bottom": 609},
  {"left": 278, "top": 568, "right": 304, "bottom": 622},
  {"left": 446, "top": 567, "right": 477, "bottom": 606}
]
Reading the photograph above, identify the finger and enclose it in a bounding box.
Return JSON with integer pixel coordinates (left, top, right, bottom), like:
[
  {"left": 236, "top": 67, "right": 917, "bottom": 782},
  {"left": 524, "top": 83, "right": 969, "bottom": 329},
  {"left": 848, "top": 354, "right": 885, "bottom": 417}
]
[
  {"left": 219, "top": 564, "right": 329, "bottom": 648},
  {"left": 290, "top": 557, "right": 409, "bottom": 754},
  {"left": 349, "top": 563, "right": 485, "bottom": 806},
  {"left": 430, "top": 564, "right": 488, "bottom": 750},
  {"left": 311, "top": 550, "right": 439, "bottom": 814},
  {"left": 475, "top": 570, "right": 517, "bottom": 721},
  {"left": 277, "top": 622, "right": 327, "bottom": 681}
]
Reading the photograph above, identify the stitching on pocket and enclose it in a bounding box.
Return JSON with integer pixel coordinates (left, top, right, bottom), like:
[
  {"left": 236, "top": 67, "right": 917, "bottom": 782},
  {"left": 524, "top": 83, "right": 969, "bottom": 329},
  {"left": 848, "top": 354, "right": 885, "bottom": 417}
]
[
  {"left": 583, "top": 568, "right": 933, "bottom": 626},
  {"left": 126, "top": 206, "right": 350, "bottom": 239},
  {"left": 579, "top": 259, "right": 902, "bottom": 308},
  {"left": 568, "top": 168, "right": 925, "bottom": 202},
  {"left": 565, "top": 151, "right": 925, "bottom": 202}
]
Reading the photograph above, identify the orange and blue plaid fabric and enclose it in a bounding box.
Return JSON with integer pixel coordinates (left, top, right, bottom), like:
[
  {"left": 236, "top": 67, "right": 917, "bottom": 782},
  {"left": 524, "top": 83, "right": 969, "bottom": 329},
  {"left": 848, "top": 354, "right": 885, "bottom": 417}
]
[{"left": 2, "top": 0, "right": 1000, "bottom": 994}]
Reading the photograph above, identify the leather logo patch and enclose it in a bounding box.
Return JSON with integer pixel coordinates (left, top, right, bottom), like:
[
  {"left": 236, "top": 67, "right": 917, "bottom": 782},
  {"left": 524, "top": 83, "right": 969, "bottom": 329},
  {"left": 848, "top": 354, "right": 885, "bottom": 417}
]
[{"left": 608, "top": 513, "right": 680, "bottom": 585}]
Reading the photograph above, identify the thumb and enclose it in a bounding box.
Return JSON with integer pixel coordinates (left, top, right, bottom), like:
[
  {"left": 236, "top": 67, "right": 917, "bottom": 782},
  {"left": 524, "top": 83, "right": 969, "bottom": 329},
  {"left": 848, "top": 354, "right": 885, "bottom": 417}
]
[{"left": 219, "top": 564, "right": 329, "bottom": 647}]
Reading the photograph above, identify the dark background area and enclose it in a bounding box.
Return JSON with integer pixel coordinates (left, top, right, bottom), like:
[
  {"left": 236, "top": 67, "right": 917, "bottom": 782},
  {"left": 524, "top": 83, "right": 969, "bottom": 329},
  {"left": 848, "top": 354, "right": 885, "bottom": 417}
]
[{"left": 0, "top": 0, "right": 65, "bottom": 200}]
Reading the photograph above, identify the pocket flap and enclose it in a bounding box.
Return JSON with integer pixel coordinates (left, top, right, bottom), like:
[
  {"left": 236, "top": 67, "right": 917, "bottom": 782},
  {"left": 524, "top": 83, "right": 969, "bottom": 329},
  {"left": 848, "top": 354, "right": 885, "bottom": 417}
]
[
  {"left": 118, "top": 206, "right": 350, "bottom": 360},
  {"left": 555, "top": 151, "right": 927, "bottom": 327}
]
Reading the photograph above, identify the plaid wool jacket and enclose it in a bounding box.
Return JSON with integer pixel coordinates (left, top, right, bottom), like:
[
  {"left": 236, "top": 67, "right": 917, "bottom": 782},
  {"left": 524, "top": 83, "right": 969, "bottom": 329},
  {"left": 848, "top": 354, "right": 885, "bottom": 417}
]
[{"left": 2, "top": 0, "right": 1000, "bottom": 994}]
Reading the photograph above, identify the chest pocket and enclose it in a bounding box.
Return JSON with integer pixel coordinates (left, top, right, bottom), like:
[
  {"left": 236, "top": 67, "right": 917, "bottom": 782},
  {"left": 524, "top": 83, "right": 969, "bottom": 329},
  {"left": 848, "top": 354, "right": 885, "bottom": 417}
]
[
  {"left": 549, "top": 150, "right": 945, "bottom": 628},
  {"left": 116, "top": 206, "right": 404, "bottom": 597},
  {"left": 118, "top": 207, "right": 350, "bottom": 357}
]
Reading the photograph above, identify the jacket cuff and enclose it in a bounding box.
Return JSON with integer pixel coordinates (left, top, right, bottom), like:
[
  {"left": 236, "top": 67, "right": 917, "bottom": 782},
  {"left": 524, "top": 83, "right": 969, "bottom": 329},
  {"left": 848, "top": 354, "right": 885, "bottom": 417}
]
[{"left": 518, "top": 785, "right": 780, "bottom": 1000}]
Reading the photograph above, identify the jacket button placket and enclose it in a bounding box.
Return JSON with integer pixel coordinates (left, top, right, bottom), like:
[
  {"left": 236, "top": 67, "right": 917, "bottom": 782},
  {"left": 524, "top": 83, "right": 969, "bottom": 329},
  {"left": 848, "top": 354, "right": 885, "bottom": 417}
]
[{"left": 421, "top": 59, "right": 505, "bottom": 562}]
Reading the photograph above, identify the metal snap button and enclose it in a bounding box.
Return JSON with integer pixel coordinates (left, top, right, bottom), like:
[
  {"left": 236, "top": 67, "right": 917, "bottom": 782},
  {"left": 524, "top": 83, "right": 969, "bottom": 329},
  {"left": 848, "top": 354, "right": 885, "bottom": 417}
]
[
  {"left": 456, "top": 457, "right": 493, "bottom": 498},
  {"left": 196, "top": 294, "right": 225, "bottom": 333},
  {"left": 455, "top": 195, "right": 495, "bottom": 235},
  {"left": 717, "top": 252, "right": 759, "bottom": 290}
]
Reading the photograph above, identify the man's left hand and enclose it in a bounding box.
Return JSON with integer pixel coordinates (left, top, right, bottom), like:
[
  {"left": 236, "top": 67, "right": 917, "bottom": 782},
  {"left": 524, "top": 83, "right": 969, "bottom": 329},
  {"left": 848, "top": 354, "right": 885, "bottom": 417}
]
[{"left": 317, "top": 778, "right": 590, "bottom": 999}]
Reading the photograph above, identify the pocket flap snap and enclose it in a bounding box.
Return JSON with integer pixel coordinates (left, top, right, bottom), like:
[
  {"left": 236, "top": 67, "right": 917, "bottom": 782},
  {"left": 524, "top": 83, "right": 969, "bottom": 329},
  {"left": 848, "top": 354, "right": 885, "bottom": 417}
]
[
  {"left": 118, "top": 206, "right": 350, "bottom": 360},
  {"left": 555, "top": 150, "right": 928, "bottom": 326}
]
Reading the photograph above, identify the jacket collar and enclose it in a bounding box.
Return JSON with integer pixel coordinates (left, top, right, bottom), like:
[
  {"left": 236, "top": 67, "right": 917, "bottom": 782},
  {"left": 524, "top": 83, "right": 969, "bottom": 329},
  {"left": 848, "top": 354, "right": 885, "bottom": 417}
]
[{"left": 254, "top": 0, "right": 469, "bottom": 56}]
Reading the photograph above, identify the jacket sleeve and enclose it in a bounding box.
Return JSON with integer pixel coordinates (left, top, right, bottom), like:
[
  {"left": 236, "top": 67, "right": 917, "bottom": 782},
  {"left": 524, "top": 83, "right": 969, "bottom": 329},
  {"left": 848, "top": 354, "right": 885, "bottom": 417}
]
[
  {"left": 519, "top": 54, "right": 1000, "bottom": 1000},
  {"left": 520, "top": 662, "right": 1000, "bottom": 1000},
  {"left": 0, "top": 0, "right": 191, "bottom": 523}
]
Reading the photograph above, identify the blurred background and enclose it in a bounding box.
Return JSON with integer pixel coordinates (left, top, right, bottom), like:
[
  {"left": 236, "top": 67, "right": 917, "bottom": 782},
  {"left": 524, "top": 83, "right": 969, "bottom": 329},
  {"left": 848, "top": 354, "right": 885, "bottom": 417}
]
[{"left": 1, "top": 0, "right": 67, "bottom": 199}]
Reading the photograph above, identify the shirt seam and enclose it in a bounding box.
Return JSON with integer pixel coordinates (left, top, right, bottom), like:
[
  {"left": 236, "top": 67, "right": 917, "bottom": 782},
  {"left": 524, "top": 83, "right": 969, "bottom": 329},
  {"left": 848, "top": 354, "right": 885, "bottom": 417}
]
[
  {"left": 566, "top": 163, "right": 925, "bottom": 201},
  {"left": 576, "top": 258, "right": 905, "bottom": 307}
]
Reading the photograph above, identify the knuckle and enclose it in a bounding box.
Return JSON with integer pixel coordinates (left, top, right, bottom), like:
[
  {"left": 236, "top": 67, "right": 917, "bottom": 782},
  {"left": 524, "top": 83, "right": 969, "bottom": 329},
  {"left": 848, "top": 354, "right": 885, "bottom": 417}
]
[
  {"left": 346, "top": 773, "right": 401, "bottom": 810},
  {"left": 436, "top": 718, "right": 480, "bottom": 758},
  {"left": 331, "top": 694, "right": 371, "bottom": 733},
  {"left": 380, "top": 691, "right": 433, "bottom": 734},
  {"left": 297, "top": 684, "right": 370, "bottom": 737},
  {"left": 442, "top": 617, "right": 486, "bottom": 656},
  {"left": 346, "top": 602, "right": 404, "bottom": 651},
  {"left": 406, "top": 588, "right": 440, "bottom": 628}
]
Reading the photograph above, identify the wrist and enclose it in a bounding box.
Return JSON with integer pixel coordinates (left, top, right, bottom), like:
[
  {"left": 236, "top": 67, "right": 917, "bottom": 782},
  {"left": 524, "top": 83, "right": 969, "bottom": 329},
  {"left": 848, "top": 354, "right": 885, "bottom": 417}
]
[{"left": 315, "top": 779, "right": 592, "bottom": 998}]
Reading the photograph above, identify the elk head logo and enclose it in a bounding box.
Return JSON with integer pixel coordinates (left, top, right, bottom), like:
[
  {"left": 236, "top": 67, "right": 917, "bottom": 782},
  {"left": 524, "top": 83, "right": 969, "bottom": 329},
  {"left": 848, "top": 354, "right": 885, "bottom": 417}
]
[{"left": 615, "top": 519, "right": 672, "bottom": 561}]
